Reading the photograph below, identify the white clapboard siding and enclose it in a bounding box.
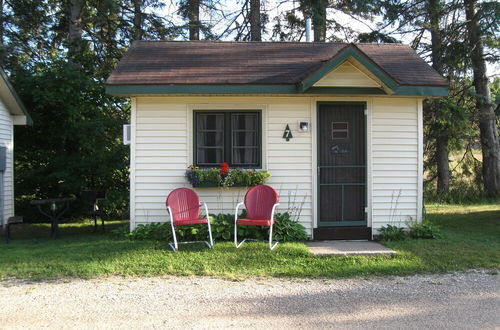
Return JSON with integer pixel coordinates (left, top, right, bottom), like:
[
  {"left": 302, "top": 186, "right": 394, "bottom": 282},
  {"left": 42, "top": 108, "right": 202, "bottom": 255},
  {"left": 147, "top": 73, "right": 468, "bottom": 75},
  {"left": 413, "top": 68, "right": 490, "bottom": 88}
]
[
  {"left": 133, "top": 97, "right": 314, "bottom": 235},
  {"left": 371, "top": 98, "right": 419, "bottom": 229},
  {"left": 0, "top": 99, "right": 14, "bottom": 225}
]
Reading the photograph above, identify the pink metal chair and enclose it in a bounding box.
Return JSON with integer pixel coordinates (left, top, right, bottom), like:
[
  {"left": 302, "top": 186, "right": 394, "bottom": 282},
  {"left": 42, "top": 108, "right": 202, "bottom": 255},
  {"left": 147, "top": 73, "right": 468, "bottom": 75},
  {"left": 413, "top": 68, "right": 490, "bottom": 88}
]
[
  {"left": 166, "top": 188, "right": 213, "bottom": 252},
  {"left": 234, "top": 185, "right": 280, "bottom": 250}
]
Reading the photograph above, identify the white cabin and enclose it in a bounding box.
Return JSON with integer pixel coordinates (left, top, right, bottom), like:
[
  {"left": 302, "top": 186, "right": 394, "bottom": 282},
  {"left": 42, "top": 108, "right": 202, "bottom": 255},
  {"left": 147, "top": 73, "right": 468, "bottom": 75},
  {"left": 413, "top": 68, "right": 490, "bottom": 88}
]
[{"left": 107, "top": 41, "right": 448, "bottom": 239}]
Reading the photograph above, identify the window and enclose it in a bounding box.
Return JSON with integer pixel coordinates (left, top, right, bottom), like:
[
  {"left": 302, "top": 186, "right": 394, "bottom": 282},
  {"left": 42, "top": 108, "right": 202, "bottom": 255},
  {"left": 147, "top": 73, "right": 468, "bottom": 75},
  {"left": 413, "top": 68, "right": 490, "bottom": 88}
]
[
  {"left": 332, "top": 122, "right": 349, "bottom": 139},
  {"left": 194, "top": 111, "right": 261, "bottom": 167}
]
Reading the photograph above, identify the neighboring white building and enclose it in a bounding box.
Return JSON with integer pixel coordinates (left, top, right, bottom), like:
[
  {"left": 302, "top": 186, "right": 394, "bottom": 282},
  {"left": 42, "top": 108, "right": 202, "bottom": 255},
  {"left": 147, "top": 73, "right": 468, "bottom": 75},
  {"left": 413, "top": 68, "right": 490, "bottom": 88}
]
[
  {"left": 0, "top": 69, "right": 32, "bottom": 227},
  {"left": 107, "top": 41, "right": 448, "bottom": 240}
]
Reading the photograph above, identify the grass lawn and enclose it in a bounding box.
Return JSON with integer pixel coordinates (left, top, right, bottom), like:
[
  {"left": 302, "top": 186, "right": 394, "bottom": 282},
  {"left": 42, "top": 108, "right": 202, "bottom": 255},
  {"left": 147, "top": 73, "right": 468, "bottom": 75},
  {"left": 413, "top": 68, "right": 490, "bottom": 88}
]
[{"left": 0, "top": 204, "right": 498, "bottom": 281}]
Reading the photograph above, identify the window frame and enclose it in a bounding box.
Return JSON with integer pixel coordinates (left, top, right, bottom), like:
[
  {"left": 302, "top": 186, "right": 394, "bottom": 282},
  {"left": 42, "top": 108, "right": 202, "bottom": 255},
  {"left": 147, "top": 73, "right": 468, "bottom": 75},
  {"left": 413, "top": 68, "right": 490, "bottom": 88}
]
[{"left": 193, "top": 110, "right": 262, "bottom": 168}]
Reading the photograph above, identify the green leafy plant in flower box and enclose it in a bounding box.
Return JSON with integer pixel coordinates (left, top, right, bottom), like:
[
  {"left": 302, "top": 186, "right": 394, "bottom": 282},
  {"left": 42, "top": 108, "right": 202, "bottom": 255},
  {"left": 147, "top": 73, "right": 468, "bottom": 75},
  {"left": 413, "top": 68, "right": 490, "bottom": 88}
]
[{"left": 185, "top": 163, "right": 271, "bottom": 188}]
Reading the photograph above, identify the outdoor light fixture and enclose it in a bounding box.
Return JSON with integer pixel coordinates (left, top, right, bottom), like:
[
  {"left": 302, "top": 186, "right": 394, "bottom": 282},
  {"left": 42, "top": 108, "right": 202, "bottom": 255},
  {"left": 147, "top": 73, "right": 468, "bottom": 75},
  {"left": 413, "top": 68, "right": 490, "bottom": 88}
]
[{"left": 299, "top": 121, "right": 310, "bottom": 132}]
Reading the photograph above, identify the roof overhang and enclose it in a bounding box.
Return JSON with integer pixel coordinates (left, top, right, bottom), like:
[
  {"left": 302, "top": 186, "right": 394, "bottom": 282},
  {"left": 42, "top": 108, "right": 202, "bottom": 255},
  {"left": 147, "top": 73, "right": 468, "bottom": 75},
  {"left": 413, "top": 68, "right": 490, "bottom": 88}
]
[
  {"left": 0, "top": 70, "right": 32, "bottom": 125},
  {"left": 106, "top": 43, "right": 448, "bottom": 98},
  {"left": 106, "top": 84, "right": 448, "bottom": 97}
]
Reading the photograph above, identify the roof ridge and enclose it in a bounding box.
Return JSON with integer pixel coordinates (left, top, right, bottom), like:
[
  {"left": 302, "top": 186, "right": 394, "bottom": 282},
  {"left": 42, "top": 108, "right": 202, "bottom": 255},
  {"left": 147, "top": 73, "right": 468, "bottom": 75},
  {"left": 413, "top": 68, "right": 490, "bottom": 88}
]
[{"left": 132, "top": 40, "right": 409, "bottom": 46}]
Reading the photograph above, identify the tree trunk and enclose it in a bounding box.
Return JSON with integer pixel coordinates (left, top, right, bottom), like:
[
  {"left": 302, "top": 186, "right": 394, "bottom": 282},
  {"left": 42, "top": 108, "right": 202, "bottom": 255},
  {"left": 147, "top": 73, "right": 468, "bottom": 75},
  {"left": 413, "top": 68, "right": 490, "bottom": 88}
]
[
  {"left": 249, "top": 0, "right": 261, "bottom": 41},
  {"left": 188, "top": 0, "right": 200, "bottom": 40},
  {"left": 311, "top": 0, "right": 327, "bottom": 42},
  {"left": 429, "top": 0, "right": 450, "bottom": 193},
  {"left": 132, "top": 0, "right": 143, "bottom": 41},
  {"left": 68, "top": 0, "right": 84, "bottom": 63},
  {"left": 464, "top": 0, "right": 500, "bottom": 196},
  {"left": 0, "top": 0, "right": 4, "bottom": 66}
]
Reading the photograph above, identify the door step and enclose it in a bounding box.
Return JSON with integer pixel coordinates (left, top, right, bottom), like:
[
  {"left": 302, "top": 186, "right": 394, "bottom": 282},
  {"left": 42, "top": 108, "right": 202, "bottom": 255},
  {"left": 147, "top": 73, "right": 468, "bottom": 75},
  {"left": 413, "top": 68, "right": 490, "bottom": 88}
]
[{"left": 313, "top": 226, "right": 371, "bottom": 240}]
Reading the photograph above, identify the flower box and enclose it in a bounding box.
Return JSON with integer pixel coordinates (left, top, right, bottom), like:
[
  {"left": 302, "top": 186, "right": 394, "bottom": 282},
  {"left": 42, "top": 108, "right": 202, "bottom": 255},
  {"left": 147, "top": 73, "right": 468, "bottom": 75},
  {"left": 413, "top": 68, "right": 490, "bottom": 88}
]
[{"left": 185, "top": 165, "right": 270, "bottom": 188}]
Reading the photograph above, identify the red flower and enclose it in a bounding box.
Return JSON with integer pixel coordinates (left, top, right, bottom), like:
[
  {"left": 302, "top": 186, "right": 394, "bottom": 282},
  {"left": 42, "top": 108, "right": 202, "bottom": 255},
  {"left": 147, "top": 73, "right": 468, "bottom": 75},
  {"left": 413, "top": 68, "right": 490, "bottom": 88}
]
[{"left": 220, "top": 162, "right": 229, "bottom": 175}]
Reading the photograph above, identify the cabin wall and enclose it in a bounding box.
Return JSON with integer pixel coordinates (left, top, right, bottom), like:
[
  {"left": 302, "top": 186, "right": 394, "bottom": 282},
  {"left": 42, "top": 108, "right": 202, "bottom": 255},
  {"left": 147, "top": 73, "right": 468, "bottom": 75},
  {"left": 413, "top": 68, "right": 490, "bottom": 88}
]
[
  {"left": 0, "top": 98, "right": 14, "bottom": 226},
  {"left": 371, "top": 98, "right": 422, "bottom": 232},
  {"left": 131, "top": 96, "right": 422, "bottom": 237}
]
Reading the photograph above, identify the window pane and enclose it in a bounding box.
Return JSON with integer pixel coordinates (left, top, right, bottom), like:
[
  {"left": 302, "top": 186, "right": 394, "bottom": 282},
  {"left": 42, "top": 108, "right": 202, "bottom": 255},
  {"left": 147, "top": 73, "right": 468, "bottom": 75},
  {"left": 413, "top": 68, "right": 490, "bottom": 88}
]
[
  {"left": 232, "top": 114, "right": 257, "bottom": 130},
  {"left": 197, "top": 132, "right": 224, "bottom": 147},
  {"left": 232, "top": 147, "right": 258, "bottom": 165},
  {"left": 197, "top": 148, "right": 224, "bottom": 165},
  {"left": 198, "top": 114, "right": 224, "bottom": 131},
  {"left": 232, "top": 132, "right": 257, "bottom": 147}
]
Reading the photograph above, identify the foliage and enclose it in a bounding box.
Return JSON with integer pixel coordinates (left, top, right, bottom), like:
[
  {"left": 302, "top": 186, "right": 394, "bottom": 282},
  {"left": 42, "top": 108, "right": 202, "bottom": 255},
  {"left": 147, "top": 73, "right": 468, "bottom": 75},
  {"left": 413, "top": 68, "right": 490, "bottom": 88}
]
[
  {"left": 407, "top": 220, "right": 442, "bottom": 239},
  {"left": 12, "top": 62, "right": 130, "bottom": 220},
  {"left": 185, "top": 166, "right": 271, "bottom": 188},
  {"left": 378, "top": 225, "right": 407, "bottom": 242},
  {"left": 121, "top": 211, "right": 307, "bottom": 243},
  {"left": 1, "top": 204, "right": 499, "bottom": 280},
  {"left": 272, "top": 212, "right": 308, "bottom": 242}
]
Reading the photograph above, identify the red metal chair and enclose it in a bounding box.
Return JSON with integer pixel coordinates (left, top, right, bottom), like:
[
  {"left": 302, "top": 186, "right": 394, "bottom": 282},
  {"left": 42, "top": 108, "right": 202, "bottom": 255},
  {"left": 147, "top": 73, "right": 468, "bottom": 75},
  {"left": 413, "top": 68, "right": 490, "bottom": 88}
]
[
  {"left": 166, "top": 188, "right": 213, "bottom": 252},
  {"left": 234, "top": 185, "right": 280, "bottom": 250}
]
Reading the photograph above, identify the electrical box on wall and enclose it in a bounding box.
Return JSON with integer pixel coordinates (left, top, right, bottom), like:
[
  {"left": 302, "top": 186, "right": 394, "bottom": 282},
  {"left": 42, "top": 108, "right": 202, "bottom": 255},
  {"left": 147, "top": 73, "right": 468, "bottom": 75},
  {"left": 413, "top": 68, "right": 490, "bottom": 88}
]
[{"left": 0, "top": 146, "right": 6, "bottom": 172}]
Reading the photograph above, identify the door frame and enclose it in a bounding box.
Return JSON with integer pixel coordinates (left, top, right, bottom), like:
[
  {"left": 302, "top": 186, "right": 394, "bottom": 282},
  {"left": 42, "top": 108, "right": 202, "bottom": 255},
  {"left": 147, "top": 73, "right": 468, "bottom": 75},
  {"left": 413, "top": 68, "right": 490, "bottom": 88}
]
[{"left": 316, "top": 101, "right": 368, "bottom": 227}]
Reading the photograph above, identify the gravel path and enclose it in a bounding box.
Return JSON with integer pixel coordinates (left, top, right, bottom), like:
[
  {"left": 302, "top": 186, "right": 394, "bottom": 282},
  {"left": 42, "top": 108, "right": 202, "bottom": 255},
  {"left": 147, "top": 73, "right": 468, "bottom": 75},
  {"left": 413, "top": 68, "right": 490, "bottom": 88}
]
[{"left": 1, "top": 270, "right": 499, "bottom": 329}]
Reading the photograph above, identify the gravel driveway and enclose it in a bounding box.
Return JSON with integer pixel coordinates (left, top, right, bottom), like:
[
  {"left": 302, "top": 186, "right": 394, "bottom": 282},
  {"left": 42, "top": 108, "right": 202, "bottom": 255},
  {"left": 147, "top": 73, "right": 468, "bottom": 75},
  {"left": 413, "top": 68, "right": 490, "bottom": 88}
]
[{"left": 1, "top": 270, "right": 498, "bottom": 329}]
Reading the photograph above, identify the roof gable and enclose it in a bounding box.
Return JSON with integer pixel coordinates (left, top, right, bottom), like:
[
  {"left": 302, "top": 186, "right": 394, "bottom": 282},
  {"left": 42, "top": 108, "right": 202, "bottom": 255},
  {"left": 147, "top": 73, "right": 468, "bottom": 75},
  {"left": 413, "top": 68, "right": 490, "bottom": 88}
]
[
  {"left": 312, "top": 60, "right": 381, "bottom": 88},
  {"left": 299, "top": 44, "right": 398, "bottom": 93}
]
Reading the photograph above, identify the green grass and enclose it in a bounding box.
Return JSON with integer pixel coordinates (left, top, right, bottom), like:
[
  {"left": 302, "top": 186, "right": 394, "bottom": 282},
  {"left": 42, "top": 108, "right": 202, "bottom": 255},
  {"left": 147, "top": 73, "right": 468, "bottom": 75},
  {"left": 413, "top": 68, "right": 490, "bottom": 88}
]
[{"left": 0, "top": 204, "right": 498, "bottom": 281}]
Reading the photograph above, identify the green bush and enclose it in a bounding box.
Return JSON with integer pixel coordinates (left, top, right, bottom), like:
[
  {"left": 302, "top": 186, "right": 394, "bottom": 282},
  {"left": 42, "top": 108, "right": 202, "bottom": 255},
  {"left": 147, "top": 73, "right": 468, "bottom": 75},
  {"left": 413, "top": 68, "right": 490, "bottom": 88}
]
[
  {"left": 378, "top": 224, "right": 406, "bottom": 241},
  {"left": 408, "top": 221, "right": 442, "bottom": 239},
  {"left": 272, "top": 212, "right": 308, "bottom": 242},
  {"left": 117, "top": 212, "right": 308, "bottom": 243}
]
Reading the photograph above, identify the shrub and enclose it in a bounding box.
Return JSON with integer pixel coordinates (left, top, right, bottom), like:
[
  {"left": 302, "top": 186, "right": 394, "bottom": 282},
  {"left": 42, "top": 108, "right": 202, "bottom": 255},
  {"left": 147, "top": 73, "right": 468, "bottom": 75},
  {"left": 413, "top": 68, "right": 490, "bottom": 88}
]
[
  {"left": 272, "top": 212, "right": 308, "bottom": 242},
  {"left": 378, "top": 224, "right": 406, "bottom": 241},
  {"left": 118, "top": 212, "right": 308, "bottom": 243},
  {"left": 408, "top": 220, "right": 442, "bottom": 239}
]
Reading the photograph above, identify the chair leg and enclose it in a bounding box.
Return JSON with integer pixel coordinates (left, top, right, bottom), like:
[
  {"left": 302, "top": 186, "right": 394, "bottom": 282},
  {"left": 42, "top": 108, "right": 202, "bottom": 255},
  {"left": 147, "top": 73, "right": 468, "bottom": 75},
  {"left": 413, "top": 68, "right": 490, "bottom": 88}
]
[
  {"left": 269, "top": 223, "right": 279, "bottom": 250},
  {"left": 234, "top": 222, "right": 238, "bottom": 248},
  {"left": 207, "top": 221, "right": 213, "bottom": 248},
  {"left": 93, "top": 216, "right": 98, "bottom": 232},
  {"left": 168, "top": 222, "right": 178, "bottom": 252}
]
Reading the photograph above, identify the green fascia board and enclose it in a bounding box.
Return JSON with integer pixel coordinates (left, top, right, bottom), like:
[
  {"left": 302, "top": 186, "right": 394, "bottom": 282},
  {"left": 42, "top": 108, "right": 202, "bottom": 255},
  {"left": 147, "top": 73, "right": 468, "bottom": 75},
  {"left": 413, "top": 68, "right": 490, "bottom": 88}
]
[
  {"left": 106, "top": 83, "right": 447, "bottom": 97},
  {"left": 305, "top": 87, "right": 386, "bottom": 95},
  {"left": 298, "top": 45, "right": 399, "bottom": 93},
  {"left": 393, "top": 86, "right": 448, "bottom": 96},
  {"left": 106, "top": 84, "right": 298, "bottom": 95},
  {"left": 0, "top": 69, "right": 33, "bottom": 125}
]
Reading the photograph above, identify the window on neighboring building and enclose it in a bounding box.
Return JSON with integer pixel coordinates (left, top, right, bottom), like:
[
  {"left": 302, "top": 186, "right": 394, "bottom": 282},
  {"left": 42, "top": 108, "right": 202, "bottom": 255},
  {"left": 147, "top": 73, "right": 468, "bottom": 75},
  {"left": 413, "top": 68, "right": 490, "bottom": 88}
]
[{"left": 194, "top": 111, "right": 261, "bottom": 167}]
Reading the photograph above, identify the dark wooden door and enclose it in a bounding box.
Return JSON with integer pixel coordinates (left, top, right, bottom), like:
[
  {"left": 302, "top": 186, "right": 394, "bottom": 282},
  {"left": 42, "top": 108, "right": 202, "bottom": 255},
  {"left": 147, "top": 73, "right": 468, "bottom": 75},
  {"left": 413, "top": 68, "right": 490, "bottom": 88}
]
[{"left": 318, "top": 103, "right": 366, "bottom": 227}]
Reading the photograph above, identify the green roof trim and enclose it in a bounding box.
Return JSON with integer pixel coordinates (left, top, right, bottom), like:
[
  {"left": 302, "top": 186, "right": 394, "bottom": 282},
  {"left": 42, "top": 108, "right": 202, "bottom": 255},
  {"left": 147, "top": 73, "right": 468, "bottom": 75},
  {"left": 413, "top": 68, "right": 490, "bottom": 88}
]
[
  {"left": 298, "top": 45, "right": 399, "bottom": 93},
  {"left": 305, "top": 87, "right": 386, "bottom": 95},
  {"left": 106, "top": 84, "right": 298, "bottom": 95},
  {"left": 107, "top": 84, "right": 447, "bottom": 97},
  {"left": 0, "top": 69, "right": 33, "bottom": 125},
  {"left": 393, "top": 86, "right": 448, "bottom": 96}
]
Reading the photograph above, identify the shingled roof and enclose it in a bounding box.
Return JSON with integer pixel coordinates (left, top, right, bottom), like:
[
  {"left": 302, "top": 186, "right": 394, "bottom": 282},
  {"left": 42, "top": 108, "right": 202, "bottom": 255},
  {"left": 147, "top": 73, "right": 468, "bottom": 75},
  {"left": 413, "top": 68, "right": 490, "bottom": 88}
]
[{"left": 106, "top": 41, "right": 448, "bottom": 96}]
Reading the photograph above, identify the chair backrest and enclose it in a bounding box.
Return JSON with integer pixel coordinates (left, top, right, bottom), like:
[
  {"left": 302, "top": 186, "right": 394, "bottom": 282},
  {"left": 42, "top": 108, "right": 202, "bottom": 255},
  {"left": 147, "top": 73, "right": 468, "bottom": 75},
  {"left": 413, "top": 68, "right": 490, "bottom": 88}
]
[
  {"left": 244, "top": 185, "right": 279, "bottom": 220},
  {"left": 166, "top": 188, "right": 201, "bottom": 222}
]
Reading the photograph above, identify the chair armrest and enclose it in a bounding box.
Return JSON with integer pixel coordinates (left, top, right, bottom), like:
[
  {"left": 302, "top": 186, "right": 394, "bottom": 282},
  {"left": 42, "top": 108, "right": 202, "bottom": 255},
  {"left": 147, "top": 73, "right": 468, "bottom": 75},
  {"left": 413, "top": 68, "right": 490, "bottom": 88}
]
[
  {"left": 271, "top": 203, "right": 280, "bottom": 221},
  {"left": 200, "top": 202, "right": 209, "bottom": 219},
  {"left": 234, "top": 202, "right": 245, "bottom": 223},
  {"left": 166, "top": 206, "right": 174, "bottom": 223}
]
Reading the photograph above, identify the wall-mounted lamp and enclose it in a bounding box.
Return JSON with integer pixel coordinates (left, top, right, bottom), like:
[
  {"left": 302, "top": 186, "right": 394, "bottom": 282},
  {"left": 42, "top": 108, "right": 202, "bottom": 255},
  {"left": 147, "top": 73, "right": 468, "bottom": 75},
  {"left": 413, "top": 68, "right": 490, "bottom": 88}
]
[{"left": 299, "top": 121, "right": 310, "bottom": 132}]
